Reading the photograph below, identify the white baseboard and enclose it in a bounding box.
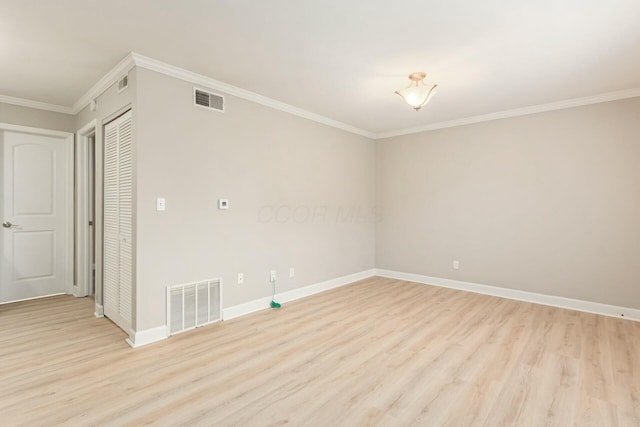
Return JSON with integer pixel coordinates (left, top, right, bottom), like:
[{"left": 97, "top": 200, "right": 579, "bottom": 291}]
[
  {"left": 223, "top": 296, "right": 274, "bottom": 321},
  {"left": 375, "top": 269, "right": 640, "bottom": 322},
  {"left": 126, "top": 269, "right": 375, "bottom": 348},
  {"left": 118, "top": 267, "right": 639, "bottom": 349},
  {"left": 126, "top": 325, "right": 168, "bottom": 348},
  {"left": 223, "top": 269, "right": 376, "bottom": 320},
  {"left": 94, "top": 303, "right": 104, "bottom": 318}
]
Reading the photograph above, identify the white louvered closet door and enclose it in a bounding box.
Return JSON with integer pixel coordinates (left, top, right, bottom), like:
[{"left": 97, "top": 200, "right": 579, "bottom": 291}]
[{"left": 103, "top": 110, "right": 133, "bottom": 334}]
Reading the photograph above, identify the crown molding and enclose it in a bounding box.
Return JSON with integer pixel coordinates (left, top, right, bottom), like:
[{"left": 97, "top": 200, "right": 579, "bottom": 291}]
[
  {"left": 2, "top": 52, "right": 639, "bottom": 140},
  {"left": 130, "top": 53, "right": 377, "bottom": 139},
  {"left": 71, "top": 53, "right": 136, "bottom": 114},
  {"left": 0, "top": 94, "right": 74, "bottom": 115},
  {"left": 0, "top": 54, "right": 136, "bottom": 116},
  {"left": 376, "top": 87, "right": 640, "bottom": 139}
]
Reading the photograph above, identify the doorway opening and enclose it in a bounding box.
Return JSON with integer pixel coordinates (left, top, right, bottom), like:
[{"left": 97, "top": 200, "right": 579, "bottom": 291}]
[{"left": 75, "top": 119, "right": 101, "bottom": 316}]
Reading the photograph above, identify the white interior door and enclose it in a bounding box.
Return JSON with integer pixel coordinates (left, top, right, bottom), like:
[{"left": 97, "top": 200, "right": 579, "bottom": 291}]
[
  {"left": 1, "top": 128, "right": 73, "bottom": 303},
  {"left": 103, "top": 111, "right": 133, "bottom": 333}
]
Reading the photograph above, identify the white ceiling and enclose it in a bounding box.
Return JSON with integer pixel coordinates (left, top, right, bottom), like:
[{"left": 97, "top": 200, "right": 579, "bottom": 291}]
[{"left": 2, "top": 0, "right": 640, "bottom": 134}]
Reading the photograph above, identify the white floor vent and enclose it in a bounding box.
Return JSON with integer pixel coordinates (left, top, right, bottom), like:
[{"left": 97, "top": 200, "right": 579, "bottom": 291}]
[{"left": 167, "top": 278, "right": 222, "bottom": 336}]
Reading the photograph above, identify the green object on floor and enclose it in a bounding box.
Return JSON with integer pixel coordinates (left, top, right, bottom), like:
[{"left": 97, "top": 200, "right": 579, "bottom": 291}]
[{"left": 271, "top": 278, "right": 281, "bottom": 309}]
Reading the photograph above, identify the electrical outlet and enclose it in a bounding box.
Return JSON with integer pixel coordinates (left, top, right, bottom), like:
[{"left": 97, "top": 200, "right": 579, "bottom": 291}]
[
  {"left": 289, "top": 267, "right": 295, "bottom": 278},
  {"left": 270, "top": 270, "right": 277, "bottom": 282},
  {"left": 453, "top": 260, "right": 460, "bottom": 270},
  {"left": 237, "top": 273, "right": 244, "bottom": 284},
  {"left": 156, "top": 197, "right": 166, "bottom": 211}
]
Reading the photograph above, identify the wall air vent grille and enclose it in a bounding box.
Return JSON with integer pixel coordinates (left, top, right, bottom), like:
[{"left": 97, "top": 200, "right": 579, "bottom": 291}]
[
  {"left": 167, "top": 278, "right": 222, "bottom": 336},
  {"left": 117, "top": 74, "right": 129, "bottom": 93},
  {"left": 194, "top": 87, "right": 225, "bottom": 112}
]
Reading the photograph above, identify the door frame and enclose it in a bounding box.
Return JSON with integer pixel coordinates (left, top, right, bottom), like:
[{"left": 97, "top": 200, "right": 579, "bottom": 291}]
[
  {"left": 75, "top": 119, "right": 97, "bottom": 299},
  {"left": 75, "top": 119, "right": 104, "bottom": 317},
  {"left": 0, "top": 122, "right": 75, "bottom": 300}
]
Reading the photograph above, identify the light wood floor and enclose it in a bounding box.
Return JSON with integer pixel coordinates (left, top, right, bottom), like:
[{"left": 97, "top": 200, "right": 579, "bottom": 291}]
[{"left": 1, "top": 277, "right": 639, "bottom": 426}]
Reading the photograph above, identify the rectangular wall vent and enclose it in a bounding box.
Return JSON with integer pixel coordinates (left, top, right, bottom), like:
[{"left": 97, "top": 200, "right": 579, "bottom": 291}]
[
  {"left": 194, "top": 87, "right": 225, "bottom": 112},
  {"left": 117, "top": 74, "right": 129, "bottom": 93},
  {"left": 167, "top": 278, "right": 222, "bottom": 336}
]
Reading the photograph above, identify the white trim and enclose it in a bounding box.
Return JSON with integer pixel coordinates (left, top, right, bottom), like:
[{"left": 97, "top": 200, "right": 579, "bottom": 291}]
[
  {"left": 223, "top": 269, "right": 375, "bottom": 320},
  {"left": 0, "top": 94, "right": 74, "bottom": 115},
  {"left": 375, "top": 269, "right": 640, "bottom": 322},
  {"left": 130, "top": 53, "right": 377, "bottom": 139},
  {"left": 0, "top": 292, "right": 66, "bottom": 305},
  {"left": 92, "top": 120, "right": 105, "bottom": 311},
  {"left": 0, "top": 122, "right": 73, "bottom": 138},
  {"left": 77, "top": 119, "right": 97, "bottom": 138},
  {"left": 219, "top": 277, "right": 224, "bottom": 321},
  {"left": 63, "top": 132, "right": 74, "bottom": 296},
  {"left": 377, "top": 88, "right": 640, "bottom": 139},
  {"left": 0, "top": 53, "right": 136, "bottom": 116},
  {"left": 223, "top": 296, "right": 274, "bottom": 321},
  {"left": 125, "top": 269, "right": 375, "bottom": 348},
  {"left": 126, "top": 326, "right": 168, "bottom": 348},
  {"left": 75, "top": 119, "right": 98, "bottom": 298},
  {"left": 2, "top": 51, "right": 638, "bottom": 139},
  {"left": 94, "top": 303, "right": 104, "bottom": 318},
  {"left": 72, "top": 54, "right": 136, "bottom": 114}
]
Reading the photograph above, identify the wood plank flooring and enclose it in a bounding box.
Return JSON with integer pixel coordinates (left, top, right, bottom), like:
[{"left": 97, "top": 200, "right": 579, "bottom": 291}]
[{"left": 1, "top": 277, "right": 639, "bottom": 426}]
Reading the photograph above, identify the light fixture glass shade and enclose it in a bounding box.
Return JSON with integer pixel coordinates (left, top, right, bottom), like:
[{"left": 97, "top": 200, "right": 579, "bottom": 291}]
[{"left": 395, "top": 72, "right": 437, "bottom": 111}]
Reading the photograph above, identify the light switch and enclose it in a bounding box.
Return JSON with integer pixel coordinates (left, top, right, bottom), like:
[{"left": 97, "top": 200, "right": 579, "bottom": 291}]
[
  {"left": 156, "top": 197, "right": 166, "bottom": 211},
  {"left": 218, "top": 199, "right": 229, "bottom": 210}
]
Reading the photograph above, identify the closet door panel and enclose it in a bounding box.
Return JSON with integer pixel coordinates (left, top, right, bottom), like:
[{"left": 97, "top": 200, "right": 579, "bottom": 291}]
[
  {"left": 117, "top": 115, "right": 133, "bottom": 325},
  {"left": 102, "top": 110, "right": 133, "bottom": 333}
]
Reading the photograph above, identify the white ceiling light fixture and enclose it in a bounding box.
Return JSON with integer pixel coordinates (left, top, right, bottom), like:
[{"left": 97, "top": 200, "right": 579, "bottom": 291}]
[{"left": 395, "top": 72, "right": 438, "bottom": 111}]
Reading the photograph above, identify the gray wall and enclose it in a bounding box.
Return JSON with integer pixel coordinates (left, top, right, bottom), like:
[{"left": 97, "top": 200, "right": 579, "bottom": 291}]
[
  {"left": 376, "top": 97, "right": 640, "bottom": 309},
  {"left": 0, "top": 102, "right": 75, "bottom": 132},
  {"left": 134, "top": 68, "right": 376, "bottom": 330},
  {"left": 5, "top": 66, "right": 638, "bottom": 329}
]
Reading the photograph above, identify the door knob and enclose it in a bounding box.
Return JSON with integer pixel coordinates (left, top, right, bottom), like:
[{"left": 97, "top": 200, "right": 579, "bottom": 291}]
[{"left": 2, "top": 221, "right": 18, "bottom": 228}]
